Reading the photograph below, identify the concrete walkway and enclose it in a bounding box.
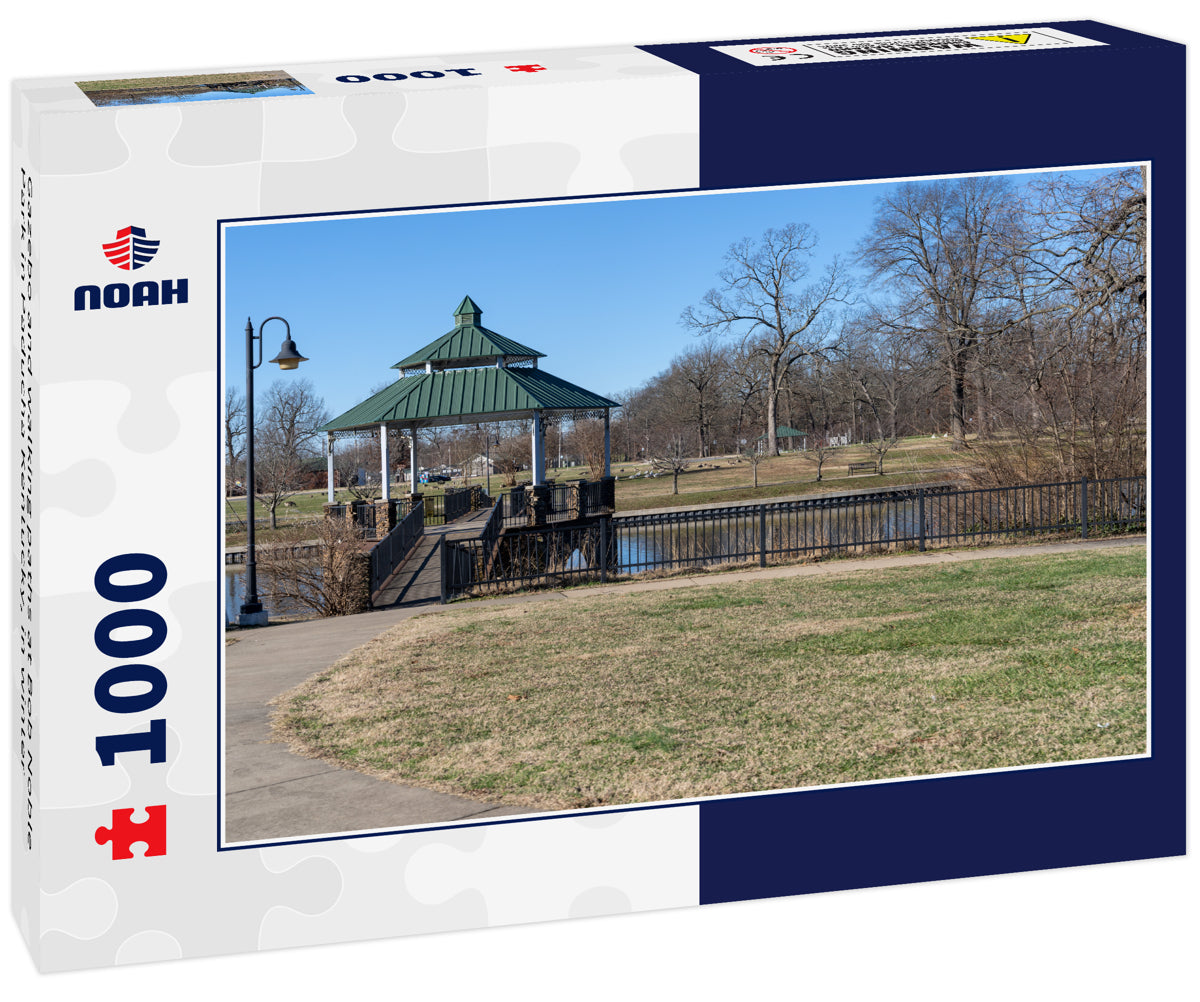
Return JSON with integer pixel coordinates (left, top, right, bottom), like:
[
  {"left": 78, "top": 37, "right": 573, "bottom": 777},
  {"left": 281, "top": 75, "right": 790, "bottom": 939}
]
[{"left": 223, "top": 534, "right": 1144, "bottom": 843}]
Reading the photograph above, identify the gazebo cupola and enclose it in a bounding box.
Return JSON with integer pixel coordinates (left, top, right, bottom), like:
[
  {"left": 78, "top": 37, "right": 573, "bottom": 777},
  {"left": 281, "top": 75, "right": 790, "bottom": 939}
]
[
  {"left": 391, "top": 296, "right": 545, "bottom": 375},
  {"left": 453, "top": 294, "right": 482, "bottom": 327},
  {"left": 318, "top": 296, "right": 619, "bottom": 499}
]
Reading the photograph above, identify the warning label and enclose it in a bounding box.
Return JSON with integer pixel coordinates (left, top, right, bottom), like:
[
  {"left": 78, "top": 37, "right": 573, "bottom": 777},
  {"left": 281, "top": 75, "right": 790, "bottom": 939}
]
[{"left": 713, "top": 27, "right": 1104, "bottom": 67}]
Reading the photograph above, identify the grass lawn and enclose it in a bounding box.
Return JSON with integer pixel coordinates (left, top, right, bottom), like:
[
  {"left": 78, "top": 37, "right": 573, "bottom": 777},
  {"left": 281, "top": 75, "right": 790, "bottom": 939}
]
[{"left": 270, "top": 546, "right": 1146, "bottom": 811}]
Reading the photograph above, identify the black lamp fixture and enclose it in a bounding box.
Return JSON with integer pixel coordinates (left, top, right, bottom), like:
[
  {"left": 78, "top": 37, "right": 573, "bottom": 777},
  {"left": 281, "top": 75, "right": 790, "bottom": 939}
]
[{"left": 239, "top": 315, "right": 308, "bottom": 626}]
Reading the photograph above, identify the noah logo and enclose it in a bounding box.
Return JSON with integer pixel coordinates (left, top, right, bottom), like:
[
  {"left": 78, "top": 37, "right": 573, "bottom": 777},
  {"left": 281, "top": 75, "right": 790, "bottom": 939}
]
[
  {"left": 102, "top": 225, "right": 160, "bottom": 270},
  {"left": 74, "top": 225, "right": 188, "bottom": 311}
]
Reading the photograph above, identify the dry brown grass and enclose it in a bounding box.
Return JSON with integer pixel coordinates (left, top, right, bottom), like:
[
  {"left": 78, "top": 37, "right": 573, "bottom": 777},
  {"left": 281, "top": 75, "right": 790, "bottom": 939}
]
[{"left": 271, "top": 546, "right": 1146, "bottom": 812}]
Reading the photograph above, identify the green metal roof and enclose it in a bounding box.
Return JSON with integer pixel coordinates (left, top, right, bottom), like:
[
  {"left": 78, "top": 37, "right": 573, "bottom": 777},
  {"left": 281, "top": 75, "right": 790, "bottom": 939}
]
[
  {"left": 392, "top": 324, "right": 545, "bottom": 371},
  {"left": 319, "top": 367, "right": 619, "bottom": 433},
  {"left": 756, "top": 426, "right": 807, "bottom": 439},
  {"left": 453, "top": 294, "right": 483, "bottom": 318}
]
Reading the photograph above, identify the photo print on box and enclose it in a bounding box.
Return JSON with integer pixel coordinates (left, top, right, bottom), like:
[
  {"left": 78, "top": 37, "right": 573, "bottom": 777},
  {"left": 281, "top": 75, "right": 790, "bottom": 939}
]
[{"left": 220, "top": 162, "right": 1148, "bottom": 847}]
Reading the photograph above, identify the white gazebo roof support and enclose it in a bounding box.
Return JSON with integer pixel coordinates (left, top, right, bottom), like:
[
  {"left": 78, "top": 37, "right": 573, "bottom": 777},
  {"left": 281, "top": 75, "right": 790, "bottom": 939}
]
[{"left": 379, "top": 423, "right": 391, "bottom": 501}]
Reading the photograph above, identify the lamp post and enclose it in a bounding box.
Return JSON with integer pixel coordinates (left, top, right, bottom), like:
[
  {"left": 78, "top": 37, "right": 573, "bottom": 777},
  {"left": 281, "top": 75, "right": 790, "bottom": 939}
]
[{"left": 239, "top": 316, "right": 308, "bottom": 627}]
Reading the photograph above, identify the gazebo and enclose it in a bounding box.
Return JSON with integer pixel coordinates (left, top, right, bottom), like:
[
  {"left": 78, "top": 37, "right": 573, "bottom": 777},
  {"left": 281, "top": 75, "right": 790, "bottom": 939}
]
[
  {"left": 317, "top": 296, "right": 620, "bottom": 502},
  {"left": 756, "top": 425, "right": 808, "bottom": 454}
]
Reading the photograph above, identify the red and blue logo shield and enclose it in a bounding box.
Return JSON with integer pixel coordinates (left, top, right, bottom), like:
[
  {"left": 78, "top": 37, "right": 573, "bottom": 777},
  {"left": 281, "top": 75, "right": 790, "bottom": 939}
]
[{"left": 102, "top": 225, "right": 160, "bottom": 270}]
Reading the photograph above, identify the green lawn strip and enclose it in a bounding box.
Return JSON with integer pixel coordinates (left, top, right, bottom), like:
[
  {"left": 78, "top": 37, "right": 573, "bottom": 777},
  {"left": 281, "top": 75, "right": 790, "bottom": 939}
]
[
  {"left": 613, "top": 470, "right": 955, "bottom": 512},
  {"left": 270, "top": 546, "right": 1145, "bottom": 809}
]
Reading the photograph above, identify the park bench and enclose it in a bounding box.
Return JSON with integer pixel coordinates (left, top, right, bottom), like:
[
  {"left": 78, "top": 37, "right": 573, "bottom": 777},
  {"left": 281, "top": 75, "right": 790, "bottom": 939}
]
[{"left": 848, "top": 462, "right": 877, "bottom": 474}]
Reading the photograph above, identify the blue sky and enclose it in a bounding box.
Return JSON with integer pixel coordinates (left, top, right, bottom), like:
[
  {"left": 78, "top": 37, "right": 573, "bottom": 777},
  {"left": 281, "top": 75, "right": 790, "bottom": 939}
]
[{"left": 223, "top": 167, "right": 1110, "bottom": 419}]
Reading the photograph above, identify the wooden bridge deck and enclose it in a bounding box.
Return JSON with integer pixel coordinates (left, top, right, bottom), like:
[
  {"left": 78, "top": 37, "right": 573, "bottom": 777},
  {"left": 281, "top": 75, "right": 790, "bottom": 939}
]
[{"left": 371, "top": 507, "right": 495, "bottom": 608}]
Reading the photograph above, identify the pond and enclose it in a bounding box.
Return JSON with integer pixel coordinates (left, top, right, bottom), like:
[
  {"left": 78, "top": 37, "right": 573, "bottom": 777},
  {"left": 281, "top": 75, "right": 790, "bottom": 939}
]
[
  {"left": 613, "top": 503, "right": 921, "bottom": 574},
  {"left": 88, "top": 82, "right": 312, "bottom": 107},
  {"left": 225, "top": 564, "right": 322, "bottom": 624}
]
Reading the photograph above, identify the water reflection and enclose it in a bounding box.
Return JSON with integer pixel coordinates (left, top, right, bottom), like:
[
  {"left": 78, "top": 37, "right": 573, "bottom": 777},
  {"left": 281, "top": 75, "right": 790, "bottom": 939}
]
[
  {"left": 614, "top": 505, "right": 920, "bottom": 574},
  {"left": 86, "top": 81, "right": 312, "bottom": 107},
  {"left": 225, "top": 565, "right": 319, "bottom": 624}
]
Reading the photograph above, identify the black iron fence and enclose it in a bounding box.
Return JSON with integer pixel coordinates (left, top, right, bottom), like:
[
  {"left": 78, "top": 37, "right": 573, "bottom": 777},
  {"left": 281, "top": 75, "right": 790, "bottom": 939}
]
[
  {"left": 369, "top": 498, "right": 425, "bottom": 597},
  {"left": 443, "top": 513, "right": 612, "bottom": 602},
  {"left": 497, "top": 479, "right": 613, "bottom": 528},
  {"left": 323, "top": 500, "right": 382, "bottom": 538},
  {"left": 399, "top": 486, "right": 474, "bottom": 526},
  {"left": 442, "top": 476, "right": 1145, "bottom": 602}
]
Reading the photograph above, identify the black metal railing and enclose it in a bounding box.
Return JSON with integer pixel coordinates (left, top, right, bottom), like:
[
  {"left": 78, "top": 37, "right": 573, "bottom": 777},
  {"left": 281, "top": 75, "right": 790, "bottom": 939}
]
[
  {"left": 443, "top": 514, "right": 611, "bottom": 602},
  {"left": 369, "top": 498, "right": 425, "bottom": 597},
  {"left": 497, "top": 479, "right": 613, "bottom": 528},
  {"left": 353, "top": 500, "right": 378, "bottom": 539},
  {"left": 401, "top": 487, "right": 474, "bottom": 526},
  {"left": 441, "top": 476, "right": 1145, "bottom": 602},
  {"left": 444, "top": 486, "right": 472, "bottom": 524}
]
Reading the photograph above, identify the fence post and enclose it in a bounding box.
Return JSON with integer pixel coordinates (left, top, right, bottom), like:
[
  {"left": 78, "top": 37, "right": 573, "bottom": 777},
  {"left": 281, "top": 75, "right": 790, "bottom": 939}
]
[
  {"left": 1080, "top": 476, "right": 1089, "bottom": 540},
  {"left": 439, "top": 539, "right": 448, "bottom": 604},
  {"left": 600, "top": 517, "right": 608, "bottom": 583},
  {"left": 917, "top": 489, "right": 926, "bottom": 552},
  {"left": 759, "top": 505, "right": 767, "bottom": 568}
]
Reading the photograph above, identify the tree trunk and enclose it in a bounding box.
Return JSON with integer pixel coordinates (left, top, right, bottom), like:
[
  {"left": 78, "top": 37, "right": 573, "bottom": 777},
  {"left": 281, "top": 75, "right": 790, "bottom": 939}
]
[
  {"left": 948, "top": 351, "right": 969, "bottom": 450},
  {"left": 766, "top": 368, "right": 780, "bottom": 457}
]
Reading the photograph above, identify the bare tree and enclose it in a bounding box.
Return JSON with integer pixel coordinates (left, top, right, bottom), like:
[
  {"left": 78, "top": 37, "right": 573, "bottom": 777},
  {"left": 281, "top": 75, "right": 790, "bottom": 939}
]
[
  {"left": 683, "top": 223, "right": 849, "bottom": 456},
  {"left": 667, "top": 337, "right": 727, "bottom": 457},
  {"left": 858, "top": 176, "right": 1055, "bottom": 450},
  {"left": 809, "top": 443, "right": 836, "bottom": 482},
  {"left": 493, "top": 435, "right": 527, "bottom": 487},
  {"left": 225, "top": 387, "right": 246, "bottom": 493},
  {"left": 868, "top": 435, "right": 898, "bottom": 475},
  {"left": 253, "top": 432, "right": 305, "bottom": 529},
  {"left": 740, "top": 447, "right": 764, "bottom": 488},
  {"left": 650, "top": 435, "right": 691, "bottom": 495},
  {"left": 254, "top": 379, "right": 330, "bottom": 528},
  {"left": 569, "top": 417, "right": 609, "bottom": 480},
  {"left": 257, "top": 518, "right": 370, "bottom": 618},
  {"left": 332, "top": 437, "right": 378, "bottom": 500},
  {"left": 261, "top": 378, "right": 330, "bottom": 463}
]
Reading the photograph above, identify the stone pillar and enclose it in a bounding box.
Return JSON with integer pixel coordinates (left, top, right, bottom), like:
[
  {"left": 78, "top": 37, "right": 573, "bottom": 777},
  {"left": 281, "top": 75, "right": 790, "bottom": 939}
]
[
  {"left": 569, "top": 480, "right": 585, "bottom": 520},
  {"left": 373, "top": 499, "right": 399, "bottom": 534},
  {"left": 528, "top": 484, "right": 550, "bottom": 526},
  {"left": 380, "top": 423, "right": 391, "bottom": 501},
  {"left": 326, "top": 433, "right": 335, "bottom": 503}
]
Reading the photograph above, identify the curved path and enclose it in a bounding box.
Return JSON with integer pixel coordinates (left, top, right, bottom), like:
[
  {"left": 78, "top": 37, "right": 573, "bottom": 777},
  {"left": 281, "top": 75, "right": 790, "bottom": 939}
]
[{"left": 223, "top": 534, "right": 1145, "bottom": 844}]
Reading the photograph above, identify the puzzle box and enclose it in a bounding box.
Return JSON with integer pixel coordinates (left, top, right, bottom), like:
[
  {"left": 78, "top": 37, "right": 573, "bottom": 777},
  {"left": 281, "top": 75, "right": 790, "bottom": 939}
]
[{"left": 11, "top": 20, "right": 1183, "bottom": 971}]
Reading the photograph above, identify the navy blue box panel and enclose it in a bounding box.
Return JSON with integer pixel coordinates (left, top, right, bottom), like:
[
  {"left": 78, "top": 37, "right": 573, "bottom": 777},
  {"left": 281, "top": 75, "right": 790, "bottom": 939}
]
[
  {"left": 699, "top": 759, "right": 1184, "bottom": 905},
  {"left": 642, "top": 21, "right": 1187, "bottom": 908},
  {"left": 642, "top": 21, "right": 1185, "bottom": 190}
]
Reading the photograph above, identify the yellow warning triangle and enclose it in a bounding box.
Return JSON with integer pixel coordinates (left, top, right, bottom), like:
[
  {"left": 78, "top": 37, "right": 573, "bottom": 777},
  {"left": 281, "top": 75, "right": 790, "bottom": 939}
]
[{"left": 970, "top": 33, "right": 1032, "bottom": 44}]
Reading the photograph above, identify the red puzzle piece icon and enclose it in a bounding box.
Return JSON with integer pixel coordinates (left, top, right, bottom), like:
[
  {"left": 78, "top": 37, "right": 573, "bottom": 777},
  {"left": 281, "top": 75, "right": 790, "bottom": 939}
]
[{"left": 95, "top": 805, "right": 167, "bottom": 860}]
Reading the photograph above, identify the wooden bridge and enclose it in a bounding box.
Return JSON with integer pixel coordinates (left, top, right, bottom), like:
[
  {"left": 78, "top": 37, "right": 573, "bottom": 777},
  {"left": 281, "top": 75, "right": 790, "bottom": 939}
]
[{"left": 370, "top": 507, "right": 495, "bottom": 608}]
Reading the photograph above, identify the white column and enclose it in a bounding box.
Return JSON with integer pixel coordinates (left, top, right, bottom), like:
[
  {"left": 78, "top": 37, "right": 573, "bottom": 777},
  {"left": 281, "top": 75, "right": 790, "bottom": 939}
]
[
  {"left": 603, "top": 410, "right": 611, "bottom": 478},
  {"left": 409, "top": 427, "right": 418, "bottom": 494},
  {"left": 379, "top": 423, "right": 391, "bottom": 501},
  {"left": 326, "top": 433, "right": 335, "bottom": 503},
  {"left": 531, "top": 410, "right": 545, "bottom": 486}
]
